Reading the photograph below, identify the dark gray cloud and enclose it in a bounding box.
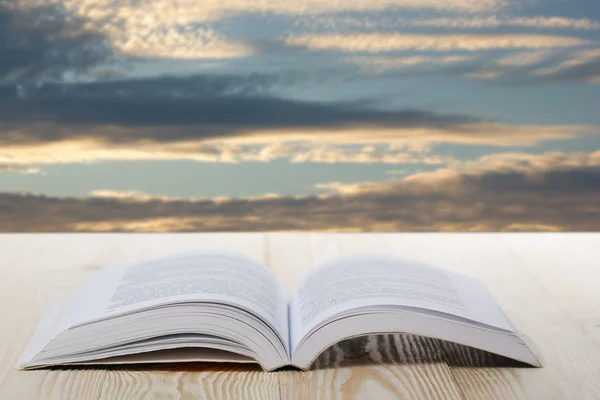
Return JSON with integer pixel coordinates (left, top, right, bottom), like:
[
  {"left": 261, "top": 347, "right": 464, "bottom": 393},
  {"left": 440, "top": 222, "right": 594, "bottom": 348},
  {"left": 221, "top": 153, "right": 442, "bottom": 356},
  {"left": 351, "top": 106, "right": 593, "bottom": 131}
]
[
  {"left": 1, "top": 160, "right": 599, "bottom": 232},
  {"left": 0, "top": 1, "right": 114, "bottom": 84},
  {"left": 0, "top": 76, "right": 482, "bottom": 145}
]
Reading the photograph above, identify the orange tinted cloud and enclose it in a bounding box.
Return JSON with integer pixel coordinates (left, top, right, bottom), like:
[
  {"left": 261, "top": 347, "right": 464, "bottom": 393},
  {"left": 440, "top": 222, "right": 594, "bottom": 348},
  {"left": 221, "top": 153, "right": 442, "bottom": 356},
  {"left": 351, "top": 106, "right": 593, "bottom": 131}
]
[{"left": 0, "top": 123, "right": 595, "bottom": 166}]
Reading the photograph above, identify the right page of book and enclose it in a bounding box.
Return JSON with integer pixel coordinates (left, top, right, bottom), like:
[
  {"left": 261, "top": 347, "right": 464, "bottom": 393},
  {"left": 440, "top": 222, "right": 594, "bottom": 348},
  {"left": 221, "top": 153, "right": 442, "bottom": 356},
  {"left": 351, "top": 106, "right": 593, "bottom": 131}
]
[{"left": 288, "top": 255, "right": 514, "bottom": 351}]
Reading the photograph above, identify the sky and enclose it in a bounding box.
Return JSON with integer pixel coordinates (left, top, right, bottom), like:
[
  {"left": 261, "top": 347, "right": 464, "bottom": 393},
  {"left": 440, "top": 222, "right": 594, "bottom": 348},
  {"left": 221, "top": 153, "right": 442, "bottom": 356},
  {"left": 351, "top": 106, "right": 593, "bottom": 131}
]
[{"left": 1, "top": 0, "right": 600, "bottom": 231}]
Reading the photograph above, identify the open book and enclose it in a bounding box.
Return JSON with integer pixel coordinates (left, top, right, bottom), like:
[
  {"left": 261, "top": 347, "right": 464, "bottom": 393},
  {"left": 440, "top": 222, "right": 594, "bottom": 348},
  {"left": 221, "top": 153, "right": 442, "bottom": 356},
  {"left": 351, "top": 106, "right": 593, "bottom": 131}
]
[{"left": 18, "top": 252, "right": 541, "bottom": 371}]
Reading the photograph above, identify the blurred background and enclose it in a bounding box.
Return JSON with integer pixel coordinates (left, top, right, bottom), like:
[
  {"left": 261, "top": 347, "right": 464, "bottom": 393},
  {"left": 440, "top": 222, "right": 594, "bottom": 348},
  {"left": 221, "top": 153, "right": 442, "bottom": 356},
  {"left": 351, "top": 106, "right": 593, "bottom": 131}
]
[{"left": 1, "top": 0, "right": 599, "bottom": 231}]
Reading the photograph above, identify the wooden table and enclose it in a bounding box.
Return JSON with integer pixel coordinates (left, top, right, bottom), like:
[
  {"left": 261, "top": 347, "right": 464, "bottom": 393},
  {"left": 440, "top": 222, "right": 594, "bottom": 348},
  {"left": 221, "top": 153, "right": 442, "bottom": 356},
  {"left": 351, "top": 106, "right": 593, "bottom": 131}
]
[{"left": 1, "top": 234, "right": 599, "bottom": 399}]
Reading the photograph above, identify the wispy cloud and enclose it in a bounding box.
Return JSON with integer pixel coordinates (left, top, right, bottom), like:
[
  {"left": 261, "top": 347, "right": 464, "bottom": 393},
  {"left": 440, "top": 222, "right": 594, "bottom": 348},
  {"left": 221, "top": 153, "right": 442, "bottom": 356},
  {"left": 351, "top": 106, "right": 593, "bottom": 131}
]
[
  {"left": 286, "top": 33, "right": 589, "bottom": 53},
  {"left": 2, "top": 150, "right": 600, "bottom": 232},
  {"left": 411, "top": 16, "right": 600, "bottom": 30},
  {"left": 533, "top": 49, "right": 600, "bottom": 81},
  {"left": 344, "top": 55, "right": 474, "bottom": 73},
  {"left": 288, "top": 146, "right": 456, "bottom": 164},
  {"left": 89, "top": 190, "right": 184, "bottom": 202},
  {"left": 461, "top": 48, "right": 600, "bottom": 84},
  {"left": 496, "top": 51, "right": 554, "bottom": 67},
  {"left": 295, "top": 15, "right": 600, "bottom": 32},
  {"left": 0, "top": 162, "right": 42, "bottom": 174}
]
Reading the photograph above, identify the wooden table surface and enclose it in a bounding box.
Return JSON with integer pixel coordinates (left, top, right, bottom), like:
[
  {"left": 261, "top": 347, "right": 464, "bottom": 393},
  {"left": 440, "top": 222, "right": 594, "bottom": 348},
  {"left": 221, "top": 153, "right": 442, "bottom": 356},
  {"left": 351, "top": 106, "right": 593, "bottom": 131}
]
[{"left": 1, "top": 233, "right": 599, "bottom": 399}]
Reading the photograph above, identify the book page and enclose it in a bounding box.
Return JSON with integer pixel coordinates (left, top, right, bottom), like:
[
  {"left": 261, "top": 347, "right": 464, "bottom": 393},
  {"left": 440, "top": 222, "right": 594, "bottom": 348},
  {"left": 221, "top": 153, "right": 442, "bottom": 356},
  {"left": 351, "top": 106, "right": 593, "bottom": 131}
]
[
  {"left": 59, "top": 252, "right": 289, "bottom": 346},
  {"left": 289, "top": 255, "right": 513, "bottom": 349}
]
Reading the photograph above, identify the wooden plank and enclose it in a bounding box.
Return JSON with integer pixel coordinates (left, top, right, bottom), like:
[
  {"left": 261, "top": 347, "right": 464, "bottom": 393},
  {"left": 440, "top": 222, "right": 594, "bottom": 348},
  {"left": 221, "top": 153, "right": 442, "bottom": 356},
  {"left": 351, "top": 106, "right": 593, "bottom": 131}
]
[{"left": 269, "top": 234, "right": 463, "bottom": 400}]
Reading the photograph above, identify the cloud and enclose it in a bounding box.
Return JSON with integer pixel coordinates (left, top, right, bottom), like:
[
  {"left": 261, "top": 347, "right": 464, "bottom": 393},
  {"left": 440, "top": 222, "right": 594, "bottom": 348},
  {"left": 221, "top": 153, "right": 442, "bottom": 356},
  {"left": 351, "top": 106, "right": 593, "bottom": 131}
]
[
  {"left": 496, "top": 51, "right": 554, "bottom": 67},
  {"left": 411, "top": 16, "right": 600, "bottom": 30},
  {"left": 0, "top": 162, "right": 42, "bottom": 174},
  {"left": 0, "top": 70, "right": 595, "bottom": 166},
  {"left": 463, "top": 70, "right": 504, "bottom": 80},
  {"left": 4, "top": 0, "right": 597, "bottom": 90},
  {"left": 5, "top": 0, "right": 507, "bottom": 68},
  {"left": 1, "top": 120, "right": 595, "bottom": 167},
  {"left": 4, "top": 0, "right": 252, "bottom": 63},
  {"left": 0, "top": 71, "right": 596, "bottom": 166},
  {"left": 1, "top": 150, "right": 600, "bottom": 232},
  {"left": 0, "top": 2, "right": 114, "bottom": 84},
  {"left": 533, "top": 49, "right": 600, "bottom": 83},
  {"left": 89, "top": 190, "right": 187, "bottom": 202},
  {"left": 443, "top": 48, "right": 600, "bottom": 85},
  {"left": 462, "top": 48, "right": 600, "bottom": 84},
  {"left": 295, "top": 15, "right": 600, "bottom": 32},
  {"left": 288, "top": 146, "right": 456, "bottom": 164},
  {"left": 113, "top": 27, "right": 253, "bottom": 60},
  {"left": 0, "top": 82, "right": 479, "bottom": 135},
  {"left": 344, "top": 55, "right": 474, "bottom": 73},
  {"left": 17, "top": 0, "right": 506, "bottom": 27},
  {"left": 317, "top": 150, "right": 600, "bottom": 195},
  {"left": 285, "top": 33, "right": 589, "bottom": 53}
]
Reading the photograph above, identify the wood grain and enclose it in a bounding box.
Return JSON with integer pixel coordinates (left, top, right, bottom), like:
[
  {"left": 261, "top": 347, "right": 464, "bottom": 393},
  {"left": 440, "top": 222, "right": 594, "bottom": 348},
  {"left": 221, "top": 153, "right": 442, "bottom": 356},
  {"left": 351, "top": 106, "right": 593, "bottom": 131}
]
[
  {"left": 97, "top": 364, "right": 280, "bottom": 400},
  {"left": 1, "top": 233, "right": 599, "bottom": 399}
]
